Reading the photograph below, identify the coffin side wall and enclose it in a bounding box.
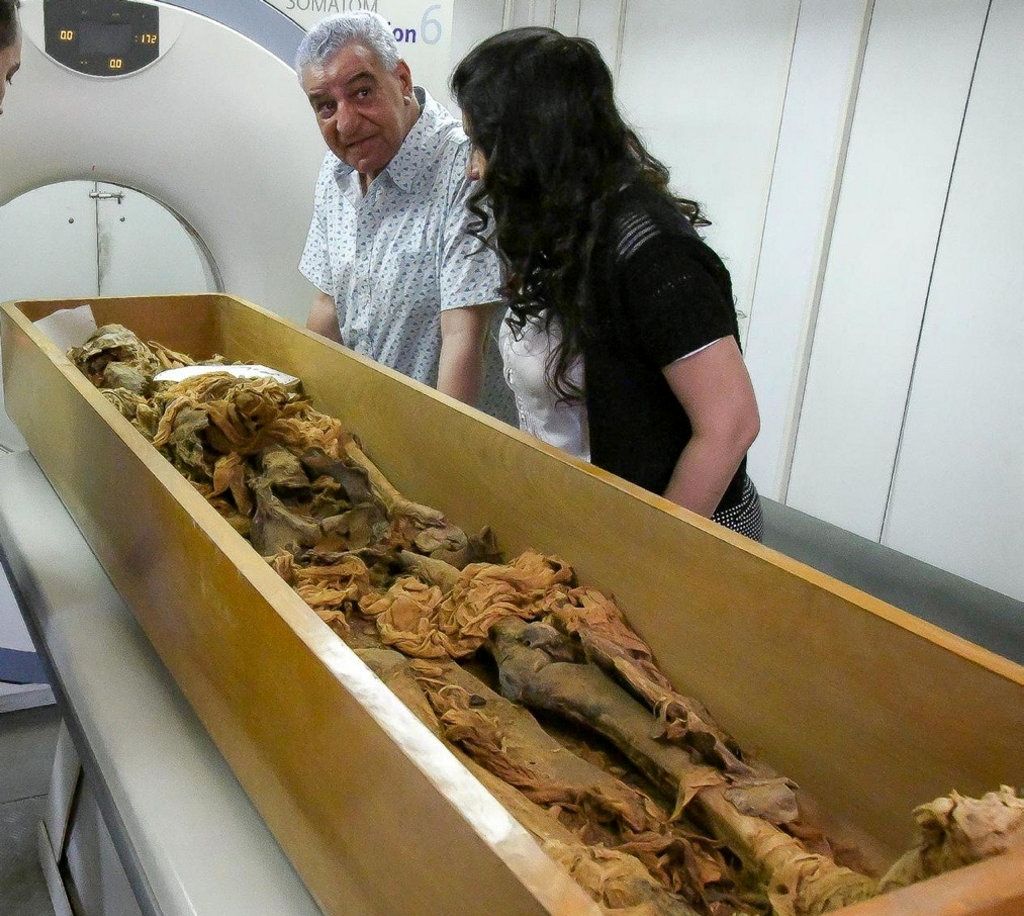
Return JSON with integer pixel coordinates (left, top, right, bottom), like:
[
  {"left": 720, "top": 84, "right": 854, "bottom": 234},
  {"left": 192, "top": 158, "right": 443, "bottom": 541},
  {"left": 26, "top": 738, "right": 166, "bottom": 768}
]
[
  {"left": 200, "top": 294, "right": 1024, "bottom": 851},
  {"left": 215, "top": 295, "right": 1024, "bottom": 851},
  {"left": 1, "top": 297, "right": 596, "bottom": 916},
  {"left": 4, "top": 295, "right": 1024, "bottom": 912}
]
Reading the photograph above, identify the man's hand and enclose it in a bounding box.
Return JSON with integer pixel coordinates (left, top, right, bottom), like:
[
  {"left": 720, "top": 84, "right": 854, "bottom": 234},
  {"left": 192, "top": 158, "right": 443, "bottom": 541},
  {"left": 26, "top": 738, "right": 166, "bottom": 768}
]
[
  {"left": 307, "top": 291, "right": 342, "bottom": 344},
  {"left": 437, "top": 304, "right": 492, "bottom": 405}
]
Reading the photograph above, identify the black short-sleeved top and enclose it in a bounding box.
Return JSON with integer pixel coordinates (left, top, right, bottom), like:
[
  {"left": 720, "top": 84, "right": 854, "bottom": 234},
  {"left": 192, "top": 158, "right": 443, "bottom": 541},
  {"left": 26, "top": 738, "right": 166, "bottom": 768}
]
[{"left": 583, "top": 181, "right": 747, "bottom": 510}]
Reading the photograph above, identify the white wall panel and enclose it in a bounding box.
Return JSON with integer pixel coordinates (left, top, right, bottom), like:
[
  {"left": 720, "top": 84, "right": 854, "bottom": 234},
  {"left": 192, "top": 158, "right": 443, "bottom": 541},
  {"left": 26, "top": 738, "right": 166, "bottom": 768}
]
[
  {"left": 882, "top": 1, "right": 1023, "bottom": 601},
  {"left": 786, "top": 0, "right": 988, "bottom": 539},
  {"left": 499, "top": 0, "right": 561, "bottom": 29},
  {"left": 450, "top": 0, "right": 505, "bottom": 78},
  {"left": 508, "top": 1, "right": 534, "bottom": 28},
  {"left": 531, "top": 0, "right": 555, "bottom": 26},
  {"left": 576, "top": 0, "right": 622, "bottom": 72},
  {"left": 553, "top": 0, "right": 582, "bottom": 34},
  {"left": 614, "top": 1, "right": 799, "bottom": 339},
  {"left": 745, "top": 0, "right": 871, "bottom": 498}
]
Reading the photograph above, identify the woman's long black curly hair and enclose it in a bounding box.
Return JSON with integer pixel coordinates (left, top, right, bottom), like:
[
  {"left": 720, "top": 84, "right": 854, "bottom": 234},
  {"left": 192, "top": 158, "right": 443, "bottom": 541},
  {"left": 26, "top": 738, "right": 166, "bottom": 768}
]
[{"left": 451, "top": 27, "right": 706, "bottom": 400}]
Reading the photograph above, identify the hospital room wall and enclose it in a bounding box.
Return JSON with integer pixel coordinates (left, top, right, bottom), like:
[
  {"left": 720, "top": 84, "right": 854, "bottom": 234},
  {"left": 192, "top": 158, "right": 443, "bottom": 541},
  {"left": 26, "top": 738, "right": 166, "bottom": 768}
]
[{"left": 450, "top": 0, "right": 1024, "bottom": 602}]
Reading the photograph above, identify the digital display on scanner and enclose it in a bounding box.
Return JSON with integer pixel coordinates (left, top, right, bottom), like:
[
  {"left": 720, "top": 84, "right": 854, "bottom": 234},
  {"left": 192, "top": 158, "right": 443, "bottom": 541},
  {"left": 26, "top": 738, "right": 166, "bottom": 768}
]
[
  {"left": 44, "top": 0, "right": 160, "bottom": 76},
  {"left": 78, "top": 22, "right": 133, "bottom": 56}
]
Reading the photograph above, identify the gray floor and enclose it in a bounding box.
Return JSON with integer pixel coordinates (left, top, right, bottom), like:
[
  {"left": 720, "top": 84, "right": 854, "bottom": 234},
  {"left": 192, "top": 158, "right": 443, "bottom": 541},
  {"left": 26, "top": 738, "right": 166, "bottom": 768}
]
[{"left": 0, "top": 703, "right": 60, "bottom": 916}]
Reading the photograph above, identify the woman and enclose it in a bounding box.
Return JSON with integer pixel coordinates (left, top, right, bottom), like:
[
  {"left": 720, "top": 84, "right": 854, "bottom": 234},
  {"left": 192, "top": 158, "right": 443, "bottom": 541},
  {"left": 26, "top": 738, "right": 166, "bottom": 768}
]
[
  {"left": 452, "top": 28, "right": 764, "bottom": 539},
  {"left": 0, "top": 0, "right": 21, "bottom": 119}
]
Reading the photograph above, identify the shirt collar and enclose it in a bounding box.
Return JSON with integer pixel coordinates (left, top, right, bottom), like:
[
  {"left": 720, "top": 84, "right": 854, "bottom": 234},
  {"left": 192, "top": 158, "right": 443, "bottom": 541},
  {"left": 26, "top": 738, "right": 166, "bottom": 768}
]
[{"left": 331, "top": 86, "right": 447, "bottom": 195}]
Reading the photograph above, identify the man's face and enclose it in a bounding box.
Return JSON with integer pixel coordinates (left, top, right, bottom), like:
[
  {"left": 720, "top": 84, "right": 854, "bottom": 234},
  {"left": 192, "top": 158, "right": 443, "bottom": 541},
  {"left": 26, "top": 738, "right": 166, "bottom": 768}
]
[
  {"left": 0, "top": 29, "right": 22, "bottom": 119},
  {"left": 301, "top": 42, "right": 413, "bottom": 181}
]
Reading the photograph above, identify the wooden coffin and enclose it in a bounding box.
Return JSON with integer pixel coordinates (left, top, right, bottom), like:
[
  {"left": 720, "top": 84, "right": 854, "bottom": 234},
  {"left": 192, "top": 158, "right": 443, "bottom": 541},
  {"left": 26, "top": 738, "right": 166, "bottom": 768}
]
[{"left": 2, "top": 293, "right": 1022, "bottom": 916}]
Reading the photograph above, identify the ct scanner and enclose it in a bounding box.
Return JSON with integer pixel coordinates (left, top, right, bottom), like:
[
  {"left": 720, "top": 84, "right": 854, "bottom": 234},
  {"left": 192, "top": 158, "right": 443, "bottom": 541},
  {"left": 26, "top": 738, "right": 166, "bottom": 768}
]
[{"left": 0, "top": 0, "right": 324, "bottom": 326}]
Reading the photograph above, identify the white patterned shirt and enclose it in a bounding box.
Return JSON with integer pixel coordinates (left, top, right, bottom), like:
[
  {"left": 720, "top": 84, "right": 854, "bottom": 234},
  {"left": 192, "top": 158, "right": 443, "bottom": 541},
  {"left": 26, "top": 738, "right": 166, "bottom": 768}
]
[{"left": 299, "top": 88, "right": 513, "bottom": 421}]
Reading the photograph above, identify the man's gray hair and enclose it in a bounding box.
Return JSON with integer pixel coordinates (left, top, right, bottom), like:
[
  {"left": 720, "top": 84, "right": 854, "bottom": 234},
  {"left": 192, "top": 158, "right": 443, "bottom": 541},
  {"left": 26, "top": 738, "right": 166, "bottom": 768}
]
[{"left": 295, "top": 11, "right": 401, "bottom": 74}]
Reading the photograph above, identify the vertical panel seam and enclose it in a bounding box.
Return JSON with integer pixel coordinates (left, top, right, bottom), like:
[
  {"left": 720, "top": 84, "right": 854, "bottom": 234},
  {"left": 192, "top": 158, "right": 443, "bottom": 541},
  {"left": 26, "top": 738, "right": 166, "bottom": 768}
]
[
  {"left": 614, "top": 0, "right": 629, "bottom": 80},
  {"left": 744, "top": 0, "right": 805, "bottom": 338},
  {"left": 878, "top": 0, "right": 994, "bottom": 543},
  {"left": 780, "top": 0, "right": 877, "bottom": 505}
]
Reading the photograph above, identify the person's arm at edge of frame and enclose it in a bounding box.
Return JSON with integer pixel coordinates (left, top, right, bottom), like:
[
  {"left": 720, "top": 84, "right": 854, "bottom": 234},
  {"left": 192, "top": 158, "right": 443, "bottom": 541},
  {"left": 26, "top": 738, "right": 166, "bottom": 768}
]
[
  {"left": 661, "top": 336, "right": 760, "bottom": 517},
  {"left": 307, "top": 290, "right": 343, "bottom": 344},
  {"left": 436, "top": 303, "right": 492, "bottom": 405}
]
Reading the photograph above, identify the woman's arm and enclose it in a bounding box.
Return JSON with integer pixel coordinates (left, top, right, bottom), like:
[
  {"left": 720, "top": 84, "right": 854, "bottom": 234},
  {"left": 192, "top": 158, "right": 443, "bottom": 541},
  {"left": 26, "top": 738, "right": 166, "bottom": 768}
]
[
  {"left": 661, "top": 336, "right": 760, "bottom": 516},
  {"left": 437, "top": 304, "right": 491, "bottom": 405}
]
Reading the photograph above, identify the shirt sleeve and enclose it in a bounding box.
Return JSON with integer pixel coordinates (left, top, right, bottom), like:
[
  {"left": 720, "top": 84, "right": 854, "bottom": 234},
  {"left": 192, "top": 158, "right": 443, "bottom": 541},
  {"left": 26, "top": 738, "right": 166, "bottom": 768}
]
[
  {"left": 298, "top": 157, "right": 335, "bottom": 296},
  {"left": 437, "top": 145, "right": 504, "bottom": 312},
  {"left": 618, "top": 230, "right": 738, "bottom": 369}
]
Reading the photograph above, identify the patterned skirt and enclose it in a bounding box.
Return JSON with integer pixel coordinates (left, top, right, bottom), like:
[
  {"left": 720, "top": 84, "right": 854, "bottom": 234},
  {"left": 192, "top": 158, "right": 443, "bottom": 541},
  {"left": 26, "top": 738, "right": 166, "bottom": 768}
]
[{"left": 711, "top": 474, "right": 764, "bottom": 542}]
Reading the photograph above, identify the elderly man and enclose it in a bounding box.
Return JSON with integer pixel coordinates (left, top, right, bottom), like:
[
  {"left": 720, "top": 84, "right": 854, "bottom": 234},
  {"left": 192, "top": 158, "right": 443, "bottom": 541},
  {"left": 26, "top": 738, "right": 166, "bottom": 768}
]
[
  {"left": 296, "top": 12, "right": 511, "bottom": 419},
  {"left": 0, "top": 0, "right": 21, "bottom": 118}
]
